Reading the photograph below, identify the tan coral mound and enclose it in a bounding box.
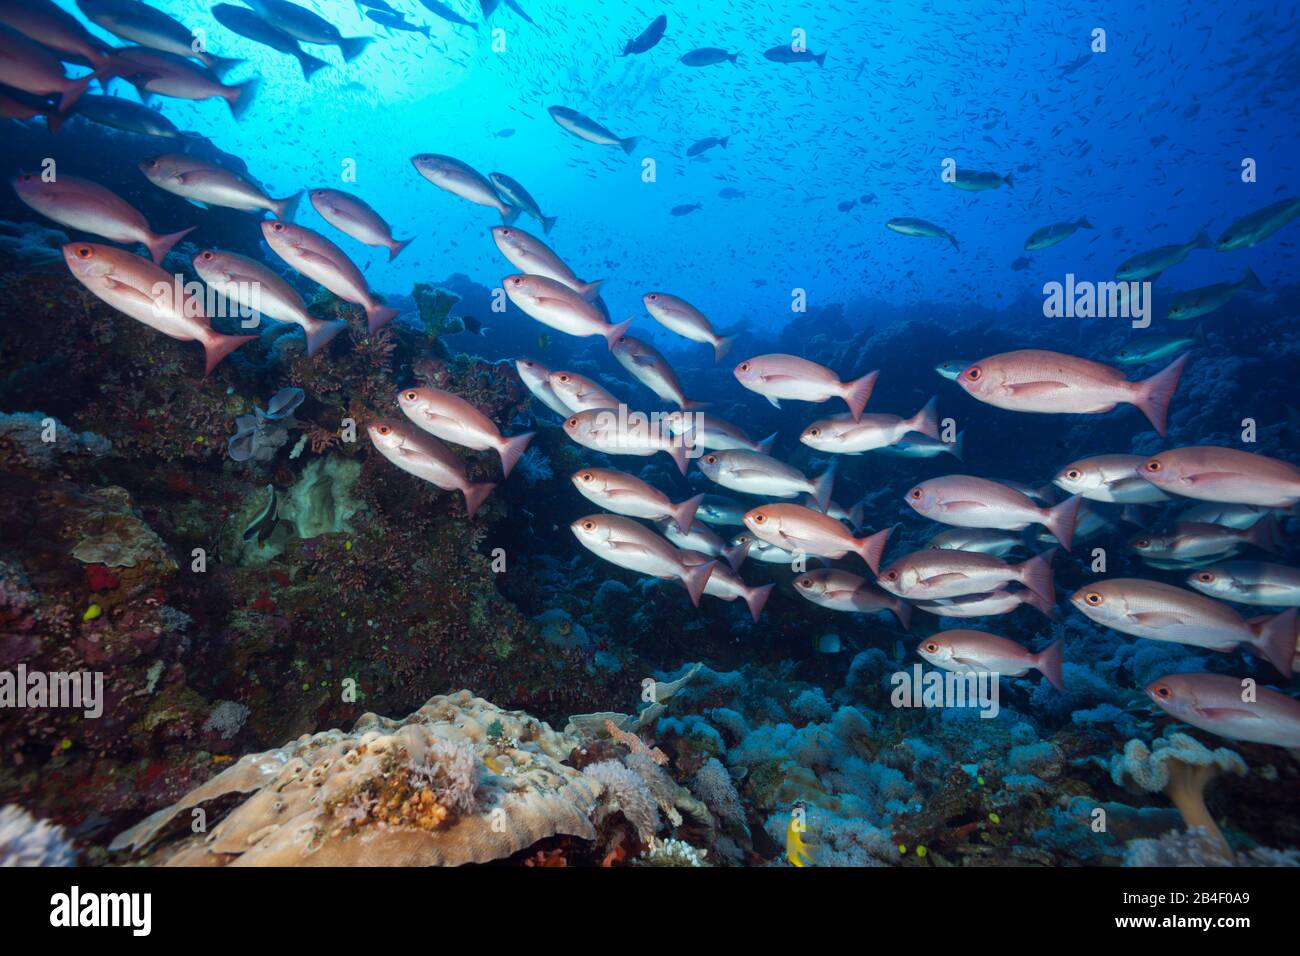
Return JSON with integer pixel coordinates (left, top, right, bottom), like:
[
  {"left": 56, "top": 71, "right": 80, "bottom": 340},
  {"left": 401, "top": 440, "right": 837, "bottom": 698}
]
[{"left": 110, "top": 691, "right": 602, "bottom": 866}]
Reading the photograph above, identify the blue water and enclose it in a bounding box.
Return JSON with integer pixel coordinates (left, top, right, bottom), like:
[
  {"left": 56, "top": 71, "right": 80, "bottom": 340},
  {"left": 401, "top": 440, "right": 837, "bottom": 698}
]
[{"left": 44, "top": 0, "right": 1300, "bottom": 328}]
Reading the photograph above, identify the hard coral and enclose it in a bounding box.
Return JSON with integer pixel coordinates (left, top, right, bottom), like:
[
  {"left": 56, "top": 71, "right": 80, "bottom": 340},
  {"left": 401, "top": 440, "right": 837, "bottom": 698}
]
[{"left": 110, "top": 691, "right": 601, "bottom": 866}]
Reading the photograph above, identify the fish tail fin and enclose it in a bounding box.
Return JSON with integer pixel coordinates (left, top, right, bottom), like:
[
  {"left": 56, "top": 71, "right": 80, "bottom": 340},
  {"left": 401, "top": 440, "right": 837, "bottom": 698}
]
[
  {"left": 1036, "top": 639, "right": 1066, "bottom": 691},
  {"left": 497, "top": 431, "right": 535, "bottom": 478},
  {"left": 854, "top": 526, "right": 893, "bottom": 576},
  {"left": 1077, "top": 215, "right": 1094, "bottom": 229},
  {"left": 949, "top": 234, "right": 960, "bottom": 251},
  {"left": 810, "top": 459, "right": 837, "bottom": 512},
  {"left": 1245, "top": 513, "right": 1281, "bottom": 553},
  {"left": 366, "top": 303, "right": 399, "bottom": 335},
  {"left": 756, "top": 431, "right": 778, "bottom": 456},
  {"left": 743, "top": 582, "right": 774, "bottom": 623},
  {"left": 1003, "top": 172, "right": 1014, "bottom": 189},
  {"left": 340, "top": 36, "right": 372, "bottom": 62},
  {"left": 388, "top": 236, "right": 414, "bottom": 261},
  {"left": 1193, "top": 324, "right": 1208, "bottom": 347},
  {"left": 1021, "top": 586, "right": 1058, "bottom": 619},
  {"left": 1121, "top": 504, "right": 1150, "bottom": 527},
  {"left": 1240, "top": 267, "right": 1264, "bottom": 292},
  {"left": 947, "top": 430, "right": 965, "bottom": 461},
  {"left": 1016, "top": 548, "right": 1057, "bottom": 606},
  {"left": 1044, "top": 494, "right": 1082, "bottom": 552},
  {"left": 728, "top": 53, "right": 739, "bottom": 63},
  {"left": 602, "top": 316, "right": 633, "bottom": 349},
  {"left": 461, "top": 482, "right": 496, "bottom": 519},
  {"left": 207, "top": 54, "right": 245, "bottom": 79},
  {"left": 719, "top": 136, "right": 730, "bottom": 148},
  {"left": 275, "top": 190, "right": 303, "bottom": 222},
  {"left": 665, "top": 442, "right": 689, "bottom": 477},
  {"left": 889, "top": 595, "right": 913, "bottom": 631},
  {"left": 576, "top": 278, "right": 604, "bottom": 300},
  {"left": 713, "top": 334, "right": 737, "bottom": 361},
  {"left": 842, "top": 369, "right": 879, "bottom": 421},
  {"left": 1250, "top": 607, "right": 1296, "bottom": 678},
  {"left": 46, "top": 110, "right": 65, "bottom": 135},
  {"left": 847, "top": 499, "right": 865, "bottom": 532},
  {"left": 145, "top": 225, "right": 196, "bottom": 265},
  {"left": 1134, "top": 353, "right": 1189, "bottom": 436},
  {"left": 620, "top": 136, "right": 641, "bottom": 155},
  {"left": 723, "top": 539, "right": 750, "bottom": 572},
  {"left": 815, "top": 52, "right": 827, "bottom": 67},
  {"left": 679, "top": 398, "right": 709, "bottom": 411},
  {"left": 418, "top": 24, "right": 430, "bottom": 36},
  {"left": 541, "top": 215, "right": 559, "bottom": 234},
  {"left": 201, "top": 331, "right": 257, "bottom": 377},
  {"left": 304, "top": 318, "right": 348, "bottom": 357},
  {"left": 228, "top": 76, "right": 259, "bottom": 121},
  {"left": 58, "top": 74, "right": 92, "bottom": 112},
  {"left": 1193, "top": 229, "right": 1213, "bottom": 249},
  {"left": 672, "top": 493, "right": 705, "bottom": 535},
  {"left": 908, "top": 395, "right": 940, "bottom": 439},
  {"left": 679, "top": 559, "right": 716, "bottom": 608},
  {"left": 500, "top": 204, "right": 521, "bottom": 225},
  {"left": 298, "top": 52, "right": 331, "bottom": 80}
]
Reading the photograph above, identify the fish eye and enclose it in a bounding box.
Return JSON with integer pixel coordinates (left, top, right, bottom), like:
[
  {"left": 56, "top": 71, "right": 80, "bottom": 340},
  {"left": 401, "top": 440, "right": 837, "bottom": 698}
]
[
  {"left": 752, "top": 513, "right": 767, "bottom": 524},
  {"left": 796, "top": 577, "right": 811, "bottom": 588},
  {"left": 272, "top": 222, "right": 285, "bottom": 232},
  {"left": 201, "top": 251, "right": 213, "bottom": 260},
  {"left": 557, "top": 374, "right": 569, "bottom": 383},
  {"left": 377, "top": 425, "right": 390, "bottom": 435},
  {"left": 1084, "top": 591, "right": 1104, "bottom": 606},
  {"left": 1152, "top": 683, "right": 1172, "bottom": 699},
  {"left": 1144, "top": 460, "right": 1162, "bottom": 472},
  {"left": 580, "top": 472, "right": 592, "bottom": 482},
  {"left": 648, "top": 294, "right": 658, "bottom": 302},
  {"left": 1134, "top": 538, "right": 1150, "bottom": 548},
  {"left": 145, "top": 159, "right": 158, "bottom": 168},
  {"left": 883, "top": 570, "right": 898, "bottom": 581},
  {"left": 909, "top": 488, "right": 923, "bottom": 500},
  {"left": 738, "top": 362, "right": 750, "bottom": 372},
  {"left": 582, "top": 521, "right": 595, "bottom": 531},
  {"left": 404, "top": 390, "right": 418, "bottom": 401},
  {"left": 1197, "top": 571, "right": 1215, "bottom": 583},
  {"left": 964, "top": 366, "right": 982, "bottom": 381},
  {"left": 566, "top": 417, "right": 577, "bottom": 428},
  {"left": 924, "top": 642, "right": 939, "bottom": 653},
  {"left": 808, "top": 427, "right": 821, "bottom": 438},
  {"left": 705, "top": 455, "right": 717, "bottom": 464},
  {"left": 1065, "top": 468, "right": 1081, "bottom": 481},
  {"left": 500, "top": 228, "right": 511, "bottom": 236},
  {"left": 75, "top": 246, "right": 93, "bottom": 258}
]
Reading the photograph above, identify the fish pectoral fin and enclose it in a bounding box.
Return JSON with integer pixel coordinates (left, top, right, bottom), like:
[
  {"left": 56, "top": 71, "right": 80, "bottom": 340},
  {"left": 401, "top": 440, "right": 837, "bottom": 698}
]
[
  {"left": 939, "top": 499, "right": 988, "bottom": 513},
  {"left": 1197, "top": 707, "right": 1261, "bottom": 722},
  {"left": 632, "top": 355, "right": 657, "bottom": 367},
  {"left": 951, "top": 655, "right": 984, "bottom": 668},
  {"left": 295, "top": 249, "right": 339, "bottom": 270},
  {"left": 765, "top": 396, "right": 782, "bottom": 409},
  {"left": 1006, "top": 381, "right": 1069, "bottom": 397},
  {"left": 1185, "top": 471, "right": 1245, "bottom": 486},
  {"left": 104, "top": 277, "right": 164, "bottom": 310},
  {"left": 919, "top": 572, "right": 968, "bottom": 588},
  {"left": 1126, "top": 611, "right": 1188, "bottom": 627}
]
